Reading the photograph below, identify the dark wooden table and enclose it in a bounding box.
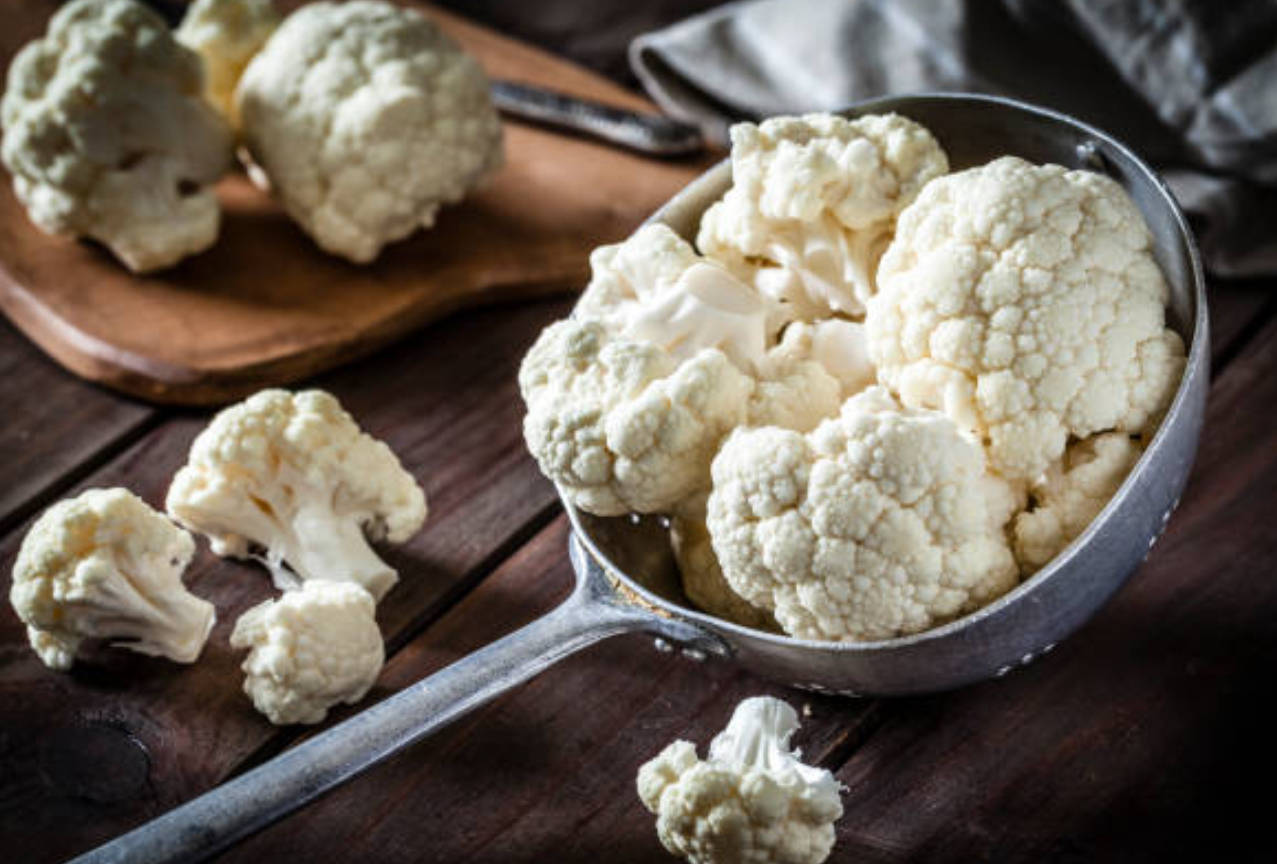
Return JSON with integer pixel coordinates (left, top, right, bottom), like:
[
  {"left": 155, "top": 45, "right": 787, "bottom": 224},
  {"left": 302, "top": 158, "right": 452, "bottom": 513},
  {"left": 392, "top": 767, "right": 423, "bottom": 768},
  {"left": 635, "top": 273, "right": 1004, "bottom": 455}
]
[
  {"left": 4, "top": 8, "right": 1277, "bottom": 864},
  {"left": 1, "top": 261, "right": 1275, "bottom": 864}
]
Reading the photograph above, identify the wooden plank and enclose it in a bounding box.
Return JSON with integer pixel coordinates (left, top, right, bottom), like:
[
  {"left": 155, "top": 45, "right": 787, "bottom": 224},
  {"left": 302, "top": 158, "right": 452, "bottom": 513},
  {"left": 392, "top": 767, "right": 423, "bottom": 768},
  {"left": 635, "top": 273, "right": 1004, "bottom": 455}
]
[
  {"left": 0, "top": 319, "right": 156, "bottom": 532},
  {"left": 216, "top": 515, "right": 875, "bottom": 864},
  {"left": 0, "top": 296, "right": 569, "bottom": 863},
  {"left": 823, "top": 310, "right": 1277, "bottom": 863},
  {"left": 1206, "top": 278, "right": 1276, "bottom": 372}
]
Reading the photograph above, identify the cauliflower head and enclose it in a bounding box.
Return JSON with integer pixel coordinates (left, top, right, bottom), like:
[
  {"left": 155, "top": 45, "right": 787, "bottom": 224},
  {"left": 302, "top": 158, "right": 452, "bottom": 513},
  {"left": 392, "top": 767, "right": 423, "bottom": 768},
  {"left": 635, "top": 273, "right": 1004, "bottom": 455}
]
[
  {"left": 868, "top": 156, "right": 1186, "bottom": 485},
  {"left": 637, "top": 696, "right": 843, "bottom": 864},
  {"left": 10, "top": 488, "right": 215, "bottom": 669},
  {"left": 698, "top": 113, "right": 948, "bottom": 319},
  {"left": 1014, "top": 432, "right": 1143, "bottom": 572},
  {"left": 670, "top": 495, "right": 774, "bottom": 630},
  {"left": 519, "top": 318, "right": 753, "bottom": 516},
  {"left": 166, "top": 389, "right": 427, "bottom": 601},
  {"left": 236, "top": 0, "right": 504, "bottom": 263},
  {"left": 707, "top": 387, "right": 1020, "bottom": 642},
  {"left": 230, "top": 580, "right": 384, "bottom": 725},
  {"left": 0, "top": 0, "right": 234, "bottom": 272},
  {"left": 176, "top": 0, "right": 280, "bottom": 126}
]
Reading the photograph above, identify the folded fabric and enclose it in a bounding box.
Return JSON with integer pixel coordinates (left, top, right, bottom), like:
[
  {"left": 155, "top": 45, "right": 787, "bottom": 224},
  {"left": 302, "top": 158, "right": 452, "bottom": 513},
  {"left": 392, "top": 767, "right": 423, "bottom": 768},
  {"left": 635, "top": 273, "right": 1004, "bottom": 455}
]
[{"left": 631, "top": 0, "right": 1277, "bottom": 278}]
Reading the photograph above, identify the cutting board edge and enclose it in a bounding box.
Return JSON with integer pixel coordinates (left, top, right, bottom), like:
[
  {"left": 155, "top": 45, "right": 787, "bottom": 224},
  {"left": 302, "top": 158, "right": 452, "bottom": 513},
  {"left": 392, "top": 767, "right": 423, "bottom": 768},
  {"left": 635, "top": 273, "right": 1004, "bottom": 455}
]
[{"left": 0, "top": 264, "right": 580, "bottom": 406}]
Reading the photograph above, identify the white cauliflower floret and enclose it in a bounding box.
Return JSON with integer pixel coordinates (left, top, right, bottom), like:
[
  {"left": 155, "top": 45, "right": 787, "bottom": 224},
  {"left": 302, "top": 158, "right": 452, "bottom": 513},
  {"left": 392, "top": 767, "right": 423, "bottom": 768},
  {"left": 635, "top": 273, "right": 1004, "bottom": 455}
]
[
  {"left": 1014, "top": 432, "right": 1143, "bottom": 572},
  {"left": 698, "top": 113, "right": 948, "bottom": 319},
  {"left": 236, "top": 0, "right": 503, "bottom": 263},
  {"left": 166, "top": 389, "right": 427, "bottom": 601},
  {"left": 576, "top": 223, "right": 783, "bottom": 370},
  {"left": 230, "top": 580, "right": 384, "bottom": 725},
  {"left": 581, "top": 225, "right": 856, "bottom": 433},
  {"left": 868, "top": 156, "right": 1186, "bottom": 485},
  {"left": 9, "top": 488, "right": 215, "bottom": 669},
  {"left": 707, "top": 387, "right": 1020, "bottom": 642},
  {"left": 765, "top": 319, "right": 876, "bottom": 401},
  {"left": 637, "top": 696, "right": 844, "bottom": 864},
  {"left": 176, "top": 0, "right": 280, "bottom": 126},
  {"left": 519, "top": 319, "right": 753, "bottom": 516},
  {"left": 0, "top": 0, "right": 233, "bottom": 272},
  {"left": 670, "top": 495, "right": 773, "bottom": 630}
]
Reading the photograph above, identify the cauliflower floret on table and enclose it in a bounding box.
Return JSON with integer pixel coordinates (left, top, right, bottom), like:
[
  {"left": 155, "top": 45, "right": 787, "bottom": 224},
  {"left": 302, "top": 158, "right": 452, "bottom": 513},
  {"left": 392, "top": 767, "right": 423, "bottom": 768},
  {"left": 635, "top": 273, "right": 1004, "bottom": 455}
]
[
  {"left": 698, "top": 113, "right": 948, "bottom": 319},
  {"left": 868, "top": 155, "right": 1185, "bottom": 485},
  {"left": 9, "top": 488, "right": 215, "bottom": 669},
  {"left": 0, "top": 0, "right": 234, "bottom": 272},
  {"left": 707, "top": 387, "right": 1021, "bottom": 642},
  {"left": 1014, "top": 432, "right": 1143, "bottom": 572},
  {"left": 637, "top": 696, "right": 844, "bottom": 864},
  {"left": 166, "top": 389, "right": 427, "bottom": 602},
  {"left": 230, "top": 580, "right": 384, "bottom": 725},
  {"left": 176, "top": 0, "right": 280, "bottom": 127},
  {"left": 235, "top": 0, "right": 504, "bottom": 263},
  {"left": 670, "top": 495, "right": 774, "bottom": 630}
]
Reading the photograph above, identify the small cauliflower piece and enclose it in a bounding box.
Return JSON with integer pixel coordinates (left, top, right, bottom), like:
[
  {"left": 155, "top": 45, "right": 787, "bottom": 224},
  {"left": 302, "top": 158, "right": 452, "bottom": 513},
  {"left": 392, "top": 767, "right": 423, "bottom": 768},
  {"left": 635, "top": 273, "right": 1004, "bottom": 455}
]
[
  {"left": 579, "top": 223, "right": 852, "bottom": 434},
  {"left": 707, "top": 387, "right": 1020, "bottom": 642},
  {"left": 10, "top": 488, "right": 214, "bottom": 669},
  {"left": 576, "top": 223, "right": 782, "bottom": 370},
  {"left": 868, "top": 156, "right": 1186, "bottom": 485},
  {"left": 670, "top": 495, "right": 773, "bottom": 630},
  {"left": 637, "top": 696, "right": 844, "bottom": 864},
  {"left": 1014, "top": 432, "right": 1143, "bottom": 572},
  {"left": 166, "top": 389, "right": 427, "bottom": 601},
  {"left": 236, "top": 0, "right": 503, "bottom": 263},
  {"left": 230, "top": 580, "right": 384, "bottom": 725},
  {"left": 176, "top": 0, "right": 280, "bottom": 126},
  {"left": 519, "top": 318, "right": 753, "bottom": 516},
  {"left": 0, "top": 0, "right": 234, "bottom": 272},
  {"left": 698, "top": 113, "right": 948, "bottom": 319},
  {"left": 766, "top": 319, "right": 876, "bottom": 400}
]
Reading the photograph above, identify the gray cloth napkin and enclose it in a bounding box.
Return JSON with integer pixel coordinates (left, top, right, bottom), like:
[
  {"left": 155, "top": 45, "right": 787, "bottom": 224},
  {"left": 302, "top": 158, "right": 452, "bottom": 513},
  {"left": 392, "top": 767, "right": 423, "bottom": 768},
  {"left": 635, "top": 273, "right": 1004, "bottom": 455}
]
[{"left": 631, "top": 0, "right": 1277, "bottom": 278}]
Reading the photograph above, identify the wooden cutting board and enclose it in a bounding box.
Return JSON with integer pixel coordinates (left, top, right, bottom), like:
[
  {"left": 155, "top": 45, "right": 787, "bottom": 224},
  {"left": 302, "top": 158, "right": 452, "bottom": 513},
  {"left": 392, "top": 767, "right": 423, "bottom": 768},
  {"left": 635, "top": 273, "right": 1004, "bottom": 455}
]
[{"left": 0, "top": 1, "right": 714, "bottom": 405}]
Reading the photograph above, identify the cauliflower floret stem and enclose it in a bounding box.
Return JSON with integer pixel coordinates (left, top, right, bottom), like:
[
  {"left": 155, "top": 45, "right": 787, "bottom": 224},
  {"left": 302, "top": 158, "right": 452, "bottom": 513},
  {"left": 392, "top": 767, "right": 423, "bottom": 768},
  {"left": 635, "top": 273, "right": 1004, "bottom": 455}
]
[{"left": 70, "top": 562, "right": 215, "bottom": 662}]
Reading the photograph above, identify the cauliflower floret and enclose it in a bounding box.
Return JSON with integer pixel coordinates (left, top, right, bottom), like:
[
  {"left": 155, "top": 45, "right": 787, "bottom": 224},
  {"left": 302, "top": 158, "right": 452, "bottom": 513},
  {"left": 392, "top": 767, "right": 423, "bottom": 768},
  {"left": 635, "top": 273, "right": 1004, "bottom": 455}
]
[
  {"left": 707, "top": 387, "right": 1020, "bottom": 642},
  {"left": 581, "top": 225, "right": 856, "bottom": 432},
  {"left": 670, "top": 495, "right": 774, "bottom": 630},
  {"left": 0, "top": 0, "right": 234, "bottom": 272},
  {"left": 1014, "top": 432, "right": 1143, "bottom": 572},
  {"left": 9, "top": 488, "right": 215, "bottom": 669},
  {"left": 230, "top": 580, "right": 384, "bottom": 725},
  {"left": 519, "top": 319, "right": 754, "bottom": 516},
  {"left": 698, "top": 113, "right": 948, "bottom": 319},
  {"left": 765, "top": 319, "right": 876, "bottom": 401},
  {"left": 235, "top": 0, "right": 503, "bottom": 263},
  {"left": 637, "top": 696, "right": 844, "bottom": 864},
  {"left": 176, "top": 0, "right": 280, "bottom": 126},
  {"left": 868, "top": 156, "right": 1186, "bottom": 485},
  {"left": 166, "top": 389, "right": 427, "bottom": 601},
  {"left": 576, "top": 223, "right": 783, "bottom": 370}
]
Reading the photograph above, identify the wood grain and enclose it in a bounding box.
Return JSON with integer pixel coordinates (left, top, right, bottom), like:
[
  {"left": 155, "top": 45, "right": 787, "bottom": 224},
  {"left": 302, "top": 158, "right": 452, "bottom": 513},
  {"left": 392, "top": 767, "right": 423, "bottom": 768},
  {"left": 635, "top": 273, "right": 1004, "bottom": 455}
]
[
  {"left": 0, "top": 1, "right": 713, "bottom": 406},
  {"left": 0, "top": 320, "right": 157, "bottom": 532},
  {"left": 0, "top": 296, "right": 568, "bottom": 863}
]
